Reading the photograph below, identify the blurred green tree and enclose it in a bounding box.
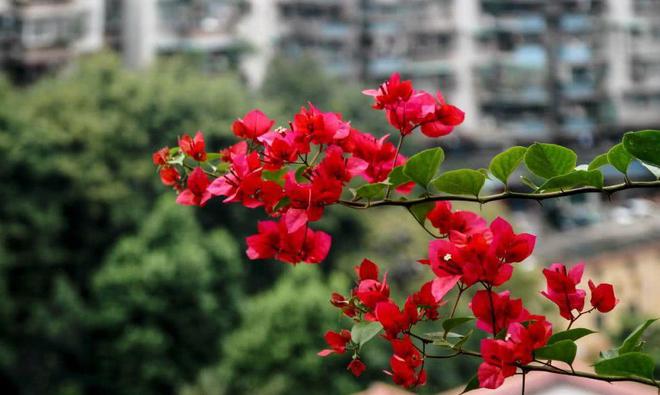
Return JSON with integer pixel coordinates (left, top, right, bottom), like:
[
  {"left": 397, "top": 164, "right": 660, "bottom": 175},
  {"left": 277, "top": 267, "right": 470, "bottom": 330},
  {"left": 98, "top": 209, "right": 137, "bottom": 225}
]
[{"left": 90, "top": 197, "right": 243, "bottom": 395}]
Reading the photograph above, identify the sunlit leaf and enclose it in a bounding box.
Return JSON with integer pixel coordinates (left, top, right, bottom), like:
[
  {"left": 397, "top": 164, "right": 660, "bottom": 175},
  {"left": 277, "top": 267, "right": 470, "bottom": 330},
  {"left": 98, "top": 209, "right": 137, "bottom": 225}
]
[
  {"left": 595, "top": 352, "right": 656, "bottom": 379},
  {"left": 623, "top": 130, "right": 660, "bottom": 167},
  {"left": 432, "top": 169, "right": 485, "bottom": 196},
  {"left": 524, "top": 143, "right": 577, "bottom": 179},
  {"left": 534, "top": 339, "right": 577, "bottom": 364},
  {"left": 353, "top": 183, "right": 388, "bottom": 201},
  {"left": 607, "top": 143, "right": 633, "bottom": 174},
  {"left": 351, "top": 321, "right": 382, "bottom": 347},
  {"left": 537, "top": 170, "right": 603, "bottom": 192},
  {"left": 403, "top": 148, "right": 444, "bottom": 188},
  {"left": 489, "top": 146, "right": 527, "bottom": 185}
]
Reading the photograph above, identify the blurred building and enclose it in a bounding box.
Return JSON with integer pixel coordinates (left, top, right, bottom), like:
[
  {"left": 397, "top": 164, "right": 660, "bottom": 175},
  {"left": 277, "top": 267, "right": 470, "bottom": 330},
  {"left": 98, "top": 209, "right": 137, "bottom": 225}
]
[
  {"left": 106, "top": 0, "right": 249, "bottom": 72},
  {"left": 0, "top": 0, "right": 105, "bottom": 82},
  {"left": 272, "top": 0, "right": 660, "bottom": 144}
]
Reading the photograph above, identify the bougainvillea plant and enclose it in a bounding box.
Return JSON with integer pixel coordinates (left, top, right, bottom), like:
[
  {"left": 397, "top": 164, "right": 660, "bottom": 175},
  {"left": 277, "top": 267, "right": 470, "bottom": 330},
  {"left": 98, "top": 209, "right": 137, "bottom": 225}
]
[{"left": 153, "top": 73, "right": 660, "bottom": 393}]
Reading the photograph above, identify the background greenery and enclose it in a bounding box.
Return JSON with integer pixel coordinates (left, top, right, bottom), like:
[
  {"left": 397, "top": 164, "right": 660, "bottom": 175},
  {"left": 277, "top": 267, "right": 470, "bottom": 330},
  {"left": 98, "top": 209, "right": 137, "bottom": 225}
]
[{"left": 0, "top": 53, "right": 651, "bottom": 395}]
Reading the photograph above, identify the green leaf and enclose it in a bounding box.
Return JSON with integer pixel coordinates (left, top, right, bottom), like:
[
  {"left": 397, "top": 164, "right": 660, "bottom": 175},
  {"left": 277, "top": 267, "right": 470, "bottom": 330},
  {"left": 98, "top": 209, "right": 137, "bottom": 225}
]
[
  {"left": 460, "top": 374, "right": 480, "bottom": 394},
  {"left": 262, "top": 168, "right": 287, "bottom": 184},
  {"left": 351, "top": 321, "right": 382, "bottom": 347},
  {"left": 387, "top": 165, "right": 411, "bottom": 187},
  {"left": 353, "top": 183, "right": 388, "bottom": 201},
  {"left": 205, "top": 152, "right": 221, "bottom": 161},
  {"left": 588, "top": 153, "right": 610, "bottom": 171},
  {"left": 452, "top": 329, "right": 473, "bottom": 350},
  {"left": 442, "top": 317, "right": 475, "bottom": 333},
  {"left": 619, "top": 318, "right": 658, "bottom": 354},
  {"left": 403, "top": 147, "right": 444, "bottom": 188},
  {"left": 273, "top": 197, "right": 290, "bottom": 212},
  {"left": 548, "top": 328, "right": 596, "bottom": 345},
  {"left": 594, "top": 352, "right": 656, "bottom": 379},
  {"left": 489, "top": 146, "right": 527, "bottom": 185},
  {"left": 534, "top": 340, "right": 577, "bottom": 364},
  {"left": 432, "top": 169, "right": 485, "bottom": 197},
  {"left": 409, "top": 202, "right": 435, "bottom": 225},
  {"left": 623, "top": 130, "right": 660, "bottom": 167},
  {"left": 607, "top": 143, "right": 633, "bottom": 174},
  {"left": 524, "top": 143, "right": 577, "bottom": 179},
  {"left": 537, "top": 170, "right": 604, "bottom": 192},
  {"left": 294, "top": 165, "right": 308, "bottom": 183}
]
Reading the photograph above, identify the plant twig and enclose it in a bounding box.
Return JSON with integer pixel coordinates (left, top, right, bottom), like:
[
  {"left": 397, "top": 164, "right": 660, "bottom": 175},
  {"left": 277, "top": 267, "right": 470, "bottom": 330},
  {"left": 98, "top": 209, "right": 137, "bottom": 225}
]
[{"left": 339, "top": 180, "right": 660, "bottom": 209}]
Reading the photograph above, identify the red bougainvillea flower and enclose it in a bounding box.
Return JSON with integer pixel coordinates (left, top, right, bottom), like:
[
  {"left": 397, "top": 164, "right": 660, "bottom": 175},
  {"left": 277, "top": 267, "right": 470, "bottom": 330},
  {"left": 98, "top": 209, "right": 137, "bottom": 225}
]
[
  {"left": 330, "top": 292, "right": 358, "bottom": 318},
  {"left": 426, "top": 201, "right": 488, "bottom": 237},
  {"left": 283, "top": 172, "right": 343, "bottom": 222},
  {"left": 152, "top": 146, "right": 169, "bottom": 165},
  {"left": 159, "top": 166, "right": 180, "bottom": 187},
  {"left": 292, "top": 103, "right": 350, "bottom": 150},
  {"left": 507, "top": 316, "right": 552, "bottom": 364},
  {"left": 478, "top": 339, "right": 517, "bottom": 389},
  {"left": 375, "top": 300, "right": 416, "bottom": 338},
  {"left": 347, "top": 359, "right": 367, "bottom": 377},
  {"left": 384, "top": 91, "right": 436, "bottom": 135},
  {"left": 348, "top": 131, "right": 407, "bottom": 183},
  {"left": 232, "top": 109, "right": 275, "bottom": 140},
  {"left": 541, "top": 263, "right": 586, "bottom": 320},
  {"left": 588, "top": 280, "right": 618, "bottom": 313},
  {"left": 316, "top": 145, "right": 368, "bottom": 183},
  {"left": 362, "top": 72, "right": 413, "bottom": 110},
  {"left": 220, "top": 140, "right": 248, "bottom": 162},
  {"left": 411, "top": 280, "right": 448, "bottom": 320},
  {"left": 245, "top": 218, "right": 331, "bottom": 264},
  {"left": 364, "top": 73, "right": 464, "bottom": 137},
  {"left": 428, "top": 239, "right": 464, "bottom": 278},
  {"left": 178, "top": 131, "right": 207, "bottom": 162},
  {"left": 318, "top": 329, "right": 352, "bottom": 357},
  {"left": 354, "top": 259, "right": 390, "bottom": 311},
  {"left": 176, "top": 167, "right": 212, "bottom": 207},
  {"left": 259, "top": 130, "right": 299, "bottom": 170},
  {"left": 208, "top": 152, "right": 283, "bottom": 210},
  {"left": 490, "top": 217, "right": 536, "bottom": 263},
  {"left": 470, "top": 290, "right": 528, "bottom": 335},
  {"left": 419, "top": 92, "right": 465, "bottom": 138},
  {"left": 385, "top": 335, "right": 426, "bottom": 388}
]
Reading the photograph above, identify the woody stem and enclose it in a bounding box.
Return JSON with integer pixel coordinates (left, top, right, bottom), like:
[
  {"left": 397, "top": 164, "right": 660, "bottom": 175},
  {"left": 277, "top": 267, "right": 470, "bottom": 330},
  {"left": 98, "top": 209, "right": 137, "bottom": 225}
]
[{"left": 339, "top": 180, "right": 660, "bottom": 209}]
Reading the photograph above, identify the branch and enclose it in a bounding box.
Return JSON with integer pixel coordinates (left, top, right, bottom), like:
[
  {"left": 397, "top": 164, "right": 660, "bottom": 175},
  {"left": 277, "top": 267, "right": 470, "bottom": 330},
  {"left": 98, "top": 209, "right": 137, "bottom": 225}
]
[
  {"left": 520, "top": 364, "right": 660, "bottom": 389},
  {"left": 339, "top": 180, "right": 660, "bottom": 209},
  {"left": 421, "top": 347, "right": 660, "bottom": 389}
]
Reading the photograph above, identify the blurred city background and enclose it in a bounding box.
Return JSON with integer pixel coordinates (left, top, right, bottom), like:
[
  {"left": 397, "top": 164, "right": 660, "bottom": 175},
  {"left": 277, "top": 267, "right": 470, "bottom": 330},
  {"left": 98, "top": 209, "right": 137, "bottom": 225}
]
[{"left": 0, "top": 0, "right": 659, "bottom": 394}]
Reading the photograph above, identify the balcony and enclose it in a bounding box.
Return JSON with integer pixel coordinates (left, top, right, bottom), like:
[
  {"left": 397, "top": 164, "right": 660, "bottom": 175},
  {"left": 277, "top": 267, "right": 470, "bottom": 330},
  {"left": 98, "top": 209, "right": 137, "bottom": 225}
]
[{"left": 561, "top": 81, "right": 600, "bottom": 101}]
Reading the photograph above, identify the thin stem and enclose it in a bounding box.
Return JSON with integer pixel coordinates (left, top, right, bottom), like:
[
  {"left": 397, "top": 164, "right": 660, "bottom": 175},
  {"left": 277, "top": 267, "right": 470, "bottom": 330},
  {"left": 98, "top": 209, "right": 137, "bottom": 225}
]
[
  {"left": 521, "top": 371, "right": 526, "bottom": 395},
  {"left": 449, "top": 285, "right": 464, "bottom": 320},
  {"left": 385, "top": 134, "right": 405, "bottom": 199},
  {"left": 339, "top": 180, "right": 660, "bottom": 209},
  {"left": 485, "top": 284, "right": 498, "bottom": 337}
]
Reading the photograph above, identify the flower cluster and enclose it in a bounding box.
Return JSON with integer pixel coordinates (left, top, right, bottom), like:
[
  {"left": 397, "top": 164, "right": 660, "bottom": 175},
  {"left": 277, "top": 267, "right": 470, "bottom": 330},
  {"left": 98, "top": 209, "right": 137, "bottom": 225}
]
[
  {"left": 152, "top": 74, "right": 464, "bottom": 265},
  {"left": 321, "top": 203, "right": 618, "bottom": 390},
  {"left": 151, "top": 72, "right": 631, "bottom": 392}
]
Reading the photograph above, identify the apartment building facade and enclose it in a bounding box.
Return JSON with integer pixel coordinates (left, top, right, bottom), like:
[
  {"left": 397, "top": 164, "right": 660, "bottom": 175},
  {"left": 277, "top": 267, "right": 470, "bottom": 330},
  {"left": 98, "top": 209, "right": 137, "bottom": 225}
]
[
  {"left": 274, "top": 0, "right": 660, "bottom": 143},
  {"left": 106, "top": 0, "right": 248, "bottom": 71},
  {"left": 0, "top": 0, "right": 104, "bottom": 82}
]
